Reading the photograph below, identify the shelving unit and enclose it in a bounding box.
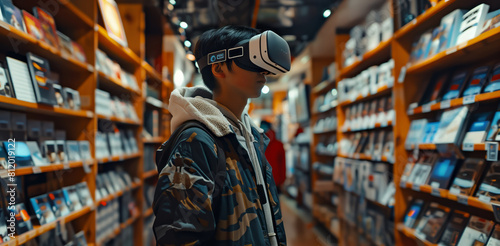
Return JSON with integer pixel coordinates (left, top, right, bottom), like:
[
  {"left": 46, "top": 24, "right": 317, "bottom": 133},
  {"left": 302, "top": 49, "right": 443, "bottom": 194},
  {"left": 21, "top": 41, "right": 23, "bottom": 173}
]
[{"left": 0, "top": 0, "right": 176, "bottom": 245}]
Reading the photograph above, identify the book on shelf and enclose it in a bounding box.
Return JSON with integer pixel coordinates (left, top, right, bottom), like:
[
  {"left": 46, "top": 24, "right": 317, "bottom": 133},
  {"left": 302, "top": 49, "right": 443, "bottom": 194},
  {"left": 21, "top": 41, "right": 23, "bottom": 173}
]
[
  {"left": 456, "top": 4, "right": 490, "bottom": 45},
  {"left": 33, "top": 7, "right": 59, "bottom": 49},
  {"left": 22, "top": 10, "right": 44, "bottom": 41},
  {"left": 0, "top": 2, "right": 26, "bottom": 32},
  {"left": 438, "top": 210, "right": 470, "bottom": 246},
  {"left": 441, "top": 71, "right": 468, "bottom": 101},
  {"left": 98, "top": 0, "right": 128, "bottom": 47},
  {"left": 415, "top": 202, "right": 451, "bottom": 244},
  {"left": 0, "top": 62, "right": 15, "bottom": 98},
  {"left": 457, "top": 215, "right": 494, "bottom": 246},
  {"left": 6, "top": 56, "right": 37, "bottom": 103},
  {"left": 26, "top": 52, "right": 57, "bottom": 105},
  {"left": 484, "top": 63, "right": 500, "bottom": 93},
  {"left": 449, "top": 158, "right": 486, "bottom": 196},
  {"left": 463, "top": 66, "right": 491, "bottom": 97}
]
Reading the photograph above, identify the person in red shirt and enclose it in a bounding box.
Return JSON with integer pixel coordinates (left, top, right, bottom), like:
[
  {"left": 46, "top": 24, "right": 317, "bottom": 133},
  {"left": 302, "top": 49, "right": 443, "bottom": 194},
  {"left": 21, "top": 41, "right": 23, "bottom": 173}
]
[{"left": 261, "top": 120, "right": 287, "bottom": 191}]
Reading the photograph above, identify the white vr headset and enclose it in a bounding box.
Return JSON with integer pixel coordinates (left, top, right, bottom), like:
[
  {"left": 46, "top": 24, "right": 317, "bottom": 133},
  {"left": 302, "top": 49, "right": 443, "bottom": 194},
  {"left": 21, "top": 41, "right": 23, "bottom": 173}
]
[{"left": 197, "top": 30, "right": 291, "bottom": 75}]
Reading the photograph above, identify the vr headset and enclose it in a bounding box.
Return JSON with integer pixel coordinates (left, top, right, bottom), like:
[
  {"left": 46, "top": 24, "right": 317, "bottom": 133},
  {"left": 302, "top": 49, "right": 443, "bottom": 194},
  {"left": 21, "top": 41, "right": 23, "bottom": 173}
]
[{"left": 197, "top": 30, "right": 291, "bottom": 75}]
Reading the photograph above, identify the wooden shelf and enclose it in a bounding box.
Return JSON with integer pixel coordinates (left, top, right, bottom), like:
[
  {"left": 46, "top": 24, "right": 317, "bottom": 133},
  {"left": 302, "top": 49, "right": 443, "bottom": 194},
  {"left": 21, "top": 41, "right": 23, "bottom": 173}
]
[
  {"left": 0, "top": 206, "right": 92, "bottom": 246},
  {"left": 312, "top": 103, "right": 338, "bottom": 115},
  {"left": 342, "top": 120, "right": 393, "bottom": 133},
  {"left": 394, "top": 0, "right": 456, "bottom": 40},
  {"left": 12, "top": 161, "right": 93, "bottom": 176},
  {"left": 121, "top": 214, "right": 140, "bottom": 230},
  {"left": 406, "top": 142, "right": 500, "bottom": 152},
  {"left": 97, "top": 71, "right": 141, "bottom": 96},
  {"left": 340, "top": 38, "right": 393, "bottom": 78},
  {"left": 143, "top": 169, "right": 158, "bottom": 179},
  {"left": 312, "top": 79, "right": 336, "bottom": 95},
  {"left": 143, "top": 137, "right": 164, "bottom": 144},
  {"left": 339, "top": 85, "right": 392, "bottom": 107},
  {"left": 409, "top": 91, "right": 500, "bottom": 116},
  {"left": 143, "top": 207, "right": 154, "bottom": 218},
  {"left": 407, "top": 26, "right": 500, "bottom": 75},
  {"left": 97, "top": 152, "right": 141, "bottom": 164},
  {"left": 315, "top": 152, "right": 337, "bottom": 158},
  {"left": 97, "top": 113, "right": 141, "bottom": 126},
  {"left": 0, "top": 96, "right": 94, "bottom": 119},
  {"left": 142, "top": 61, "right": 163, "bottom": 82},
  {"left": 0, "top": 21, "right": 94, "bottom": 74},
  {"left": 402, "top": 182, "right": 495, "bottom": 212},
  {"left": 145, "top": 97, "right": 164, "bottom": 109},
  {"left": 96, "top": 181, "right": 141, "bottom": 205},
  {"left": 313, "top": 128, "right": 337, "bottom": 135},
  {"left": 97, "top": 25, "right": 142, "bottom": 67},
  {"left": 338, "top": 153, "right": 393, "bottom": 163}
]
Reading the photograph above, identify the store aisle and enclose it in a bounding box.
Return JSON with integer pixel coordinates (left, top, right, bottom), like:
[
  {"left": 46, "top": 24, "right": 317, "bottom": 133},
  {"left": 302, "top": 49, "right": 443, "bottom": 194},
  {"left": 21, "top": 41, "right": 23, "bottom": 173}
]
[{"left": 280, "top": 196, "right": 331, "bottom": 246}]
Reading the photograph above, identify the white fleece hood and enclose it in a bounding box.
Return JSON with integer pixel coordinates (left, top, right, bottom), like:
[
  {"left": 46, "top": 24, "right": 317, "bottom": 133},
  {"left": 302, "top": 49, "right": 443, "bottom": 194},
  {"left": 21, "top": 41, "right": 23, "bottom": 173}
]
[{"left": 168, "top": 86, "right": 242, "bottom": 137}]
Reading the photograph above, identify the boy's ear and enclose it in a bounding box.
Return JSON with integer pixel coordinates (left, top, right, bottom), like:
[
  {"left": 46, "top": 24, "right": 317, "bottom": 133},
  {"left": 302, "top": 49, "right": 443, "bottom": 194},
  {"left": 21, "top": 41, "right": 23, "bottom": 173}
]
[{"left": 211, "top": 63, "right": 225, "bottom": 79}]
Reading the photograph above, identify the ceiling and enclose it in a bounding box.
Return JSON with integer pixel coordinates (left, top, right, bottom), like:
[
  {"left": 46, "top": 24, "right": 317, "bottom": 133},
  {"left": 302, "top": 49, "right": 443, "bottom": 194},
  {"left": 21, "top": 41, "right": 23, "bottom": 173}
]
[{"left": 159, "top": 0, "right": 341, "bottom": 59}]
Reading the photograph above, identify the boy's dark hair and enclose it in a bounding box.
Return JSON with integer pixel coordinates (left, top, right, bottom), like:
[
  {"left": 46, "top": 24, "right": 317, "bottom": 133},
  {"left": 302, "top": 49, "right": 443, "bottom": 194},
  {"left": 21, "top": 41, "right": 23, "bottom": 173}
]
[{"left": 194, "top": 25, "right": 260, "bottom": 91}]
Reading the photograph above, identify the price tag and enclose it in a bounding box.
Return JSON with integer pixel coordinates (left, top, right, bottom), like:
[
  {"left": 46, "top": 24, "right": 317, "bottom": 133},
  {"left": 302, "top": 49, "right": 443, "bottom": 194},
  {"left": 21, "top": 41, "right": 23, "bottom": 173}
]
[
  {"left": 486, "top": 142, "right": 499, "bottom": 161},
  {"left": 32, "top": 166, "right": 42, "bottom": 174},
  {"left": 431, "top": 187, "right": 441, "bottom": 197},
  {"left": 0, "top": 170, "right": 7, "bottom": 178},
  {"left": 63, "top": 162, "right": 70, "bottom": 170},
  {"left": 449, "top": 187, "right": 461, "bottom": 195},
  {"left": 87, "top": 64, "right": 94, "bottom": 72},
  {"left": 83, "top": 160, "right": 92, "bottom": 174},
  {"left": 446, "top": 47, "right": 457, "bottom": 55},
  {"left": 354, "top": 153, "right": 360, "bottom": 159},
  {"left": 94, "top": 25, "right": 99, "bottom": 31},
  {"left": 407, "top": 108, "right": 414, "bottom": 115},
  {"left": 90, "top": 204, "right": 96, "bottom": 211},
  {"left": 462, "top": 142, "right": 475, "bottom": 152},
  {"left": 422, "top": 104, "right": 431, "bottom": 113},
  {"left": 412, "top": 184, "right": 421, "bottom": 192},
  {"left": 463, "top": 95, "right": 476, "bottom": 105},
  {"left": 119, "top": 156, "right": 124, "bottom": 161},
  {"left": 400, "top": 181, "right": 407, "bottom": 188},
  {"left": 479, "top": 194, "right": 492, "bottom": 203},
  {"left": 413, "top": 148, "right": 419, "bottom": 161},
  {"left": 440, "top": 100, "right": 451, "bottom": 109},
  {"left": 457, "top": 195, "right": 468, "bottom": 205},
  {"left": 492, "top": 203, "right": 500, "bottom": 223},
  {"left": 86, "top": 111, "right": 93, "bottom": 118},
  {"left": 398, "top": 65, "right": 407, "bottom": 83},
  {"left": 412, "top": 19, "right": 417, "bottom": 26}
]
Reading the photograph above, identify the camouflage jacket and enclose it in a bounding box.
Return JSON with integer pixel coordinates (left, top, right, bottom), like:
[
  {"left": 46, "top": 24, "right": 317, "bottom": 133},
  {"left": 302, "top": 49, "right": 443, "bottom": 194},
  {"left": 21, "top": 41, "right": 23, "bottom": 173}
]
[{"left": 153, "top": 87, "right": 286, "bottom": 246}]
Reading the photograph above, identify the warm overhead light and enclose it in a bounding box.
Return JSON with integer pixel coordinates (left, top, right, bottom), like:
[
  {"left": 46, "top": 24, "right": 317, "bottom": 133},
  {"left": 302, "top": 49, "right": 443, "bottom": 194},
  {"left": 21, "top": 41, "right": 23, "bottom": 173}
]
[
  {"left": 186, "top": 53, "right": 196, "bottom": 61},
  {"left": 323, "top": 9, "right": 331, "bottom": 18},
  {"left": 184, "top": 40, "right": 191, "bottom": 47},
  {"left": 262, "top": 85, "right": 270, "bottom": 94},
  {"left": 169, "top": 0, "right": 176, "bottom": 5},
  {"left": 180, "top": 21, "right": 188, "bottom": 29},
  {"left": 167, "top": 4, "right": 174, "bottom": 11},
  {"left": 283, "top": 35, "right": 296, "bottom": 41}
]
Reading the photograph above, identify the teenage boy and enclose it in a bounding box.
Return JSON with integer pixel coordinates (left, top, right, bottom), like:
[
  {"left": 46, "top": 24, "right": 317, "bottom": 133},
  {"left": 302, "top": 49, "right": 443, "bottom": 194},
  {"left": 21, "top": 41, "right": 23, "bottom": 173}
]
[{"left": 153, "top": 25, "right": 290, "bottom": 246}]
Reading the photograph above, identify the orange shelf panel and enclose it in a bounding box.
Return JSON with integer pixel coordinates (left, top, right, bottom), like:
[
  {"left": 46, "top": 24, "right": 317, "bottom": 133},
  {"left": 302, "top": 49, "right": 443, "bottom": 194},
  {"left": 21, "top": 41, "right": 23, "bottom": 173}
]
[
  {"left": 397, "top": 224, "right": 438, "bottom": 246},
  {"left": 340, "top": 85, "right": 392, "bottom": 107},
  {"left": 97, "top": 152, "right": 141, "bottom": 164},
  {"left": 143, "top": 137, "right": 164, "bottom": 144},
  {"left": 13, "top": 161, "right": 93, "bottom": 176},
  {"left": 342, "top": 120, "right": 393, "bottom": 133},
  {"left": 312, "top": 79, "right": 336, "bottom": 95},
  {"left": 0, "top": 96, "right": 94, "bottom": 119},
  {"left": 97, "top": 113, "right": 141, "bottom": 126},
  {"left": 340, "top": 38, "right": 393, "bottom": 78},
  {"left": 97, "top": 71, "right": 141, "bottom": 96},
  {"left": 96, "top": 25, "right": 142, "bottom": 67},
  {"left": 142, "top": 61, "right": 162, "bottom": 82},
  {"left": 143, "top": 207, "right": 154, "bottom": 218},
  {"left": 143, "top": 169, "right": 158, "bottom": 179}
]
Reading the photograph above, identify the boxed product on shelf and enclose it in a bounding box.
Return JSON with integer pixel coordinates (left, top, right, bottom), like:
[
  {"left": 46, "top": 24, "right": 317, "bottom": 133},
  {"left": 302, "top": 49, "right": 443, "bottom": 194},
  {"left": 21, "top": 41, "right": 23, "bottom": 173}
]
[
  {"left": 438, "top": 9, "right": 466, "bottom": 53},
  {"left": 486, "top": 224, "right": 500, "bottom": 245},
  {"left": 33, "top": 7, "right": 59, "bottom": 49},
  {"left": 414, "top": 203, "right": 451, "bottom": 244},
  {"left": 0, "top": 62, "right": 15, "bottom": 98},
  {"left": 403, "top": 199, "right": 426, "bottom": 229},
  {"left": 22, "top": 10, "right": 44, "bottom": 41},
  {"left": 48, "top": 189, "right": 71, "bottom": 218},
  {"left": 0, "top": 2, "right": 26, "bottom": 32},
  {"left": 462, "top": 111, "right": 493, "bottom": 148},
  {"left": 30, "top": 194, "right": 57, "bottom": 225},
  {"left": 438, "top": 210, "right": 470, "bottom": 246},
  {"left": 433, "top": 106, "right": 469, "bottom": 146},
  {"left": 457, "top": 215, "right": 494, "bottom": 245},
  {"left": 405, "top": 119, "right": 428, "bottom": 149},
  {"left": 418, "top": 73, "right": 450, "bottom": 106},
  {"left": 456, "top": 4, "right": 490, "bottom": 45},
  {"left": 6, "top": 56, "right": 37, "bottom": 103},
  {"left": 463, "top": 66, "right": 492, "bottom": 97},
  {"left": 442, "top": 71, "right": 469, "bottom": 101},
  {"left": 449, "top": 158, "right": 485, "bottom": 196},
  {"left": 485, "top": 63, "right": 500, "bottom": 93},
  {"left": 476, "top": 161, "right": 500, "bottom": 202},
  {"left": 427, "top": 157, "right": 461, "bottom": 189}
]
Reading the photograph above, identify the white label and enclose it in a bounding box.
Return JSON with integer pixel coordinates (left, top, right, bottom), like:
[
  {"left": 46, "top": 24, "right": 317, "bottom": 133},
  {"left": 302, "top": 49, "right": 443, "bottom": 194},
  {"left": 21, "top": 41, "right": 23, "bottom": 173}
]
[
  {"left": 83, "top": 161, "right": 92, "bottom": 174},
  {"left": 86, "top": 111, "right": 93, "bottom": 118},
  {"left": 412, "top": 19, "right": 417, "bottom": 26},
  {"left": 87, "top": 64, "right": 94, "bottom": 72},
  {"left": 449, "top": 187, "right": 461, "bottom": 195},
  {"left": 440, "top": 100, "right": 451, "bottom": 109},
  {"left": 463, "top": 142, "right": 475, "bottom": 151},
  {"left": 412, "top": 184, "right": 421, "bottom": 192},
  {"left": 487, "top": 142, "right": 499, "bottom": 161},
  {"left": 431, "top": 187, "right": 441, "bottom": 197},
  {"left": 457, "top": 195, "right": 468, "bottom": 205},
  {"left": 381, "top": 121, "right": 388, "bottom": 128},
  {"left": 463, "top": 95, "right": 476, "bottom": 105},
  {"left": 398, "top": 66, "right": 407, "bottom": 83},
  {"left": 446, "top": 47, "right": 457, "bottom": 55},
  {"left": 479, "top": 194, "right": 492, "bottom": 203},
  {"left": 0, "top": 21, "right": 11, "bottom": 31},
  {"left": 32, "top": 166, "right": 42, "bottom": 174},
  {"left": 431, "top": 182, "right": 440, "bottom": 188},
  {"left": 400, "top": 181, "right": 406, "bottom": 188},
  {"left": 0, "top": 171, "right": 7, "bottom": 178},
  {"left": 407, "top": 108, "right": 414, "bottom": 115},
  {"left": 63, "top": 162, "right": 70, "bottom": 170},
  {"left": 422, "top": 104, "right": 431, "bottom": 113}
]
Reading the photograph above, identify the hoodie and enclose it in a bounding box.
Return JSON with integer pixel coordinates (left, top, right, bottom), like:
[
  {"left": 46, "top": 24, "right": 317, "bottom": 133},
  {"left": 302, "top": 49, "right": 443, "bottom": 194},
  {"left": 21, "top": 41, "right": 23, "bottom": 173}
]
[{"left": 153, "top": 86, "right": 286, "bottom": 246}]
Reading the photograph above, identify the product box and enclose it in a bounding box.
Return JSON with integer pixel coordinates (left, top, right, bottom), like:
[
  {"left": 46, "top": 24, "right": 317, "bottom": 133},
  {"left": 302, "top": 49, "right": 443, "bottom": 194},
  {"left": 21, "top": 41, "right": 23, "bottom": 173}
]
[
  {"left": 403, "top": 199, "right": 426, "bottom": 228},
  {"left": 30, "top": 194, "right": 57, "bottom": 225},
  {"left": 476, "top": 161, "right": 500, "bottom": 202},
  {"left": 62, "top": 185, "right": 83, "bottom": 212},
  {"left": 486, "top": 224, "right": 500, "bottom": 246},
  {"left": 449, "top": 158, "right": 486, "bottom": 196},
  {"left": 419, "top": 73, "right": 449, "bottom": 106},
  {"left": 427, "top": 157, "right": 460, "bottom": 189},
  {"left": 438, "top": 9, "right": 466, "bottom": 53},
  {"left": 8, "top": 203, "right": 33, "bottom": 234},
  {"left": 462, "top": 111, "right": 492, "bottom": 147},
  {"left": 456, "top": 4, "right": 490, "bottom": 45},
  {"left": 0, "top": 62, "right": 14, "bottom": 98},
  {"left": 0, "top": 3, "right": 26, "bottom": 32},
  {"left": 3, "top": 141, "right": 32, "bottom": 167},
  {"left": 26, "top": 141, "right": 46, "bottom": 166},
  {"left": 75, "top": 182, "right": 93, "bottom": 207},
  {"left": 415, "top": 203, "right": 451, "bottom": 243},
  {"left": 6, "top": 56, "right": 37, "bottom": 103},
  {"left": 484, "top": 63, "right": 500, "bottom": 93},
  {"left": 442, "top": 71, "right": 469, "bottom": 100},
  {"left": 405, "top": 119, "right": 428, "bottom": 149},
  {"left": 26, "top": 52, "right": 57, "bottom": 105},
  {"left": 22, "top": 10, "right": 44, "bottom": 40},
  {"left": 463, "top": 66, "right": 491, "bottom": 96},
  {"left": 48, "top": 190, "right": 70, "bottom": 218},
  {"left": 457, "top": 215, "right": 494, "bottom": 246},
  {"left": 438, "top": 210, "right": 470, "bottom": 246},
  {"left": 33, "top": 7, "right": 59, "bottom": 49},
  {"left": 434, "top": 106, "right": 469, "bottom": 145}
]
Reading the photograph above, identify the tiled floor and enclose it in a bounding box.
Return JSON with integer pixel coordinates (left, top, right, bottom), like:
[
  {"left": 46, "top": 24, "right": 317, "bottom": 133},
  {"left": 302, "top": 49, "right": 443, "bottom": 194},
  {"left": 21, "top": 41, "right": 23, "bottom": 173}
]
[{"left": 280, "top": 195, "right": 332, "bottom": 246}]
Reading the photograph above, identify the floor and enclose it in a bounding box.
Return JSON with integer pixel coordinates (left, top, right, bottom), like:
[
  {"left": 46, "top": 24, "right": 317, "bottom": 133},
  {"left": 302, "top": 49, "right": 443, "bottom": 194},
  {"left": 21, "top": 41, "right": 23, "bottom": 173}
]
[{"left": 280, "top": 195, "right": 334, "bottom": 246}]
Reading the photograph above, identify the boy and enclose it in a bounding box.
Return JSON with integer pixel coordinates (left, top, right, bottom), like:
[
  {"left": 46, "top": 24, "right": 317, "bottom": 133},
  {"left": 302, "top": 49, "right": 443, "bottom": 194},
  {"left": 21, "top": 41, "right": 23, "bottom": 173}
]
[{"left": 153, "top": 25, "right": 289, "bottom": 245}]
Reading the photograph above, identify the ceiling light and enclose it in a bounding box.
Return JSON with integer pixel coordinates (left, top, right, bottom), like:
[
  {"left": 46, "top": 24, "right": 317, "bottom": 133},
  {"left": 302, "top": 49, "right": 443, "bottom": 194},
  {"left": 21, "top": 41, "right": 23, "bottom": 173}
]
[
  {"left": 167, "top": 4, "right": 174, "bottom": 11},
  {"left": 323, "top": 9, "right": 331, "bottom": 18},
  {"left": 180, "top": 21, "right": 188, "bottom": 29},
  {"left": 262, "top": 85, "right": 270, "bottom": 94},
  {"left": 184, "top": 40, "right": 191, "bottom": 47},
  {"left": 186, "top": 53, "right": 195, "bottom": 61},
  {"left": 169, "top": 0, "right": 176, "bottom": 5},
  {"left": 283, "top": 35, "right": 296, "bottom": 42}
]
